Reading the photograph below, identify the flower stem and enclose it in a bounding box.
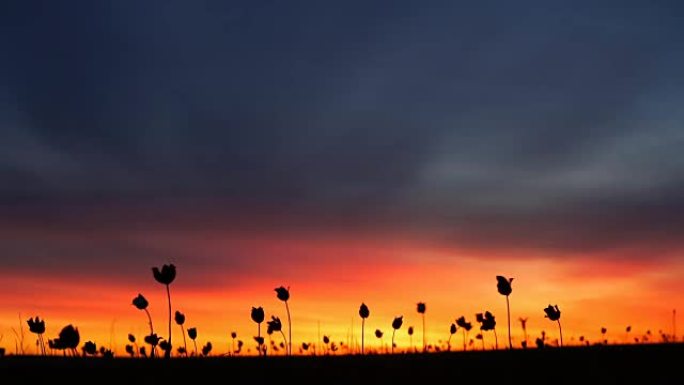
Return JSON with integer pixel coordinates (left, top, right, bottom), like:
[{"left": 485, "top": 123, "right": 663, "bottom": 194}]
[
  {"left": 144, "top": 308, "right": 155, "bottom": 358},
  {"left": 285, "top": 300, "right": 292, "bottom": 356},
  {"left": 193, "top": 340, "right": 197, "bottom": 357},
  {"left": 557, "top": 320, "right": 563, "bottom": 347},
  {"left": 447, "top": 334, "right": 452, "bottom": 351},
  {"left": 462, "top": 329, "right": 466, "bottom": 351},
  {"left": 258, "top": 323, "right": 262, "bottom": 357},
  {"left": 165, "top": 284, "right": 172, "bottom": 359},
  {"left": 361, "top": 319, "right": 365, "bottom": 355},
  {"left": 422, "top": 313, "right": 426, "bottom": 352},
  {"left": 494, "top": 329, "right": 499, "bottom": 350},
  {"left": 506, "top": 295, "right": 512, "bottom": 349},
  {"left": 280, "top": 330, "right": 288, "bottom": 355},
  {"left": 392, "top": 329, "right": 396, "bottom": 354},
  {"left": 180, "top": 324, "right": 188, "bottom": 357}
]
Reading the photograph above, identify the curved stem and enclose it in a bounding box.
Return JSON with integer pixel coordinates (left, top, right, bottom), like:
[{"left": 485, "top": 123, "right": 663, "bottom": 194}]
[
  {"left": 481, "top": 333, "right": 485, "bottom": 350},
  {"left": 462, "top": 329, "right": 466, "bottom": 351},
  {"left": 280, "top": 330, "right": 288, "bottom": 355},
  {"left": 193, "top": 340, "right": 198, "bottom": 357},
  {"left": 165, "top": 284, "right": 172, "bottom": 359},
  {"left": 361, "top": 319, "right": 365, "bottom": 355},
  {"left": 447, "top": 334, "right": 452, "bottom": 351},
  {"left": 180, "top": 325, "right": 188, "bottom": 357},
  {"left": 144, "top": 308, "right": 155, "bottom": 358},
  {"left": 506, "top": 295, "right": 512, "bottom": 349},
  {"left": 557, "top": 320, "right": 563, "bottom": 347},
  {"left": 258, "top": 323, "right": 262, "bottom": 357},
  {"left": 494, "top": 329, "right": 498, "bottom": 350},
  {"left": 285, "top": 300, "right": 292, "bottom": 356}
]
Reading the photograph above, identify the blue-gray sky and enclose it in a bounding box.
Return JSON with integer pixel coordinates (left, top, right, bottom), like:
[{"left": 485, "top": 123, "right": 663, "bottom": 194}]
[{"left": 2, "top": 0, "right": 684, "bottom": 264}]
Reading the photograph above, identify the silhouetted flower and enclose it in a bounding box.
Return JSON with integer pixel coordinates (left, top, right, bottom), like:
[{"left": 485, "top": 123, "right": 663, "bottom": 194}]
[
  {"left": 302, "top": 342, "right": 310, "bottom": 351},
  {"left": 177, "top": 346, "right": 186, "bottom": 355},
  {"left": 201, "top": 342, "right": 212, "bottom": 356},
  {"left": 601, "top": 327, "right": 607, "bottom": 334},
  {"left": 447, "top": 323, "right": 457, "bottom": 351},
  {"left": 267, "top": 315, "right": 284, "bottom": 348},
  {"left": 417, "top": 302, "right": 427, "bottom": 352},
  {"left": 125, "top": 344, "right": 135, "bottom": 357},
  {"left": 159, "top": 340, "right": 171, "bottom": 354},
  {"left": 543, "top": 305, "right": 563, "bottom": 347},
  {"left": 389, "top": 316, "right": 403, "bottom": 353},
  {"left": 408, "top": 326, "right": 414, "bottom": 335},
  {"left": 274, "top": 286, "right": 293, "bottom": 355},
  {"left": 83, "top": 341, "right": 97, "bottom": 356},
  {"left": 187, "top": 327, "right": 198, "bottom": 356},
  {"left": 231, "top": 331, "right": 237, "bottom": 339},
  {"left": 519, "top": 317, "right": 529, "bottom": 349},
  {"left": 323, "top": 335, "right": 330, "bottom": 344},
  {"left": 152, "top": 263, "right": 176, "bottom": 359},
  {"left": 27, "top": 316, "right": 46, "bottom": 355},
  {"left": 626, "top": 326, "right": 632, "bottom": 333},
  {"left": 375, "top": 329, "right": 383, "bottom": 338},
  {"left": 251, "top": 307, "right": 265, "bottom": 324},
  {"left": 476, "top": 311, "right": 498, "bottom": 349},
  {"left": 543, "top": 305, "right": 561, "bottom": 321},
  {"left": 496, "top": 276, "right": 514, "bottom": 349},
  {"left": 175, "top": 311, "right": 185, "bottom": 325},
  {"left": 535, "top": 337, "right": 545, "bottom": 349},
  {"left": 359, "top": 302, "right": 370, "bottom": 354},
  {"left": 27, "top": 317, "right": 45, "bottom": 334},
  {"left": 145, "top": 333, "right": 161, "bottom": 347},
  {"left": 132, "top": 294, "right": 149, "bottom": 310},
  {"left": 456, "top": 316, "right": 473, "bottom": 351},
  {"left": 128, "top": 334, "right": 136, "bottom": 343}
]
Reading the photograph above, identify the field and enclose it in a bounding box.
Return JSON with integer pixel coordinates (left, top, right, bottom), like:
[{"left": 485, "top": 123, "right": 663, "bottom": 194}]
[{"left": 1, "top": 343, "right": 680, "bottom": 384}]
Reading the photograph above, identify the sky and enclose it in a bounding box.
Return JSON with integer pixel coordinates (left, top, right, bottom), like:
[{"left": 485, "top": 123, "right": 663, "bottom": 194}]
[{"left": 1, "top": 0, "right": 683, "bottom": 355}]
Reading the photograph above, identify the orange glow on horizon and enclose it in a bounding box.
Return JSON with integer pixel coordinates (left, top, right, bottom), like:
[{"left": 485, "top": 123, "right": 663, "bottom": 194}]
[{"left": 1, "top": 232, "right": 682, "bottom": 356}]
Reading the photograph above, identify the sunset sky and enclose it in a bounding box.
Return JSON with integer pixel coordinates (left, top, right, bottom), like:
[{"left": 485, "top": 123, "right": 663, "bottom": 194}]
[{"left": 1, "top": 1, "right": 683, "bottom": 355}]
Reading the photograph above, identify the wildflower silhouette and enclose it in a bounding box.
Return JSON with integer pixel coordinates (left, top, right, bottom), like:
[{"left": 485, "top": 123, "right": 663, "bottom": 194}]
[
  {"left": 128, "top": 333, "right": 138, "bottom": 356},
  {"left": 476, "top": 312, "right": 497, "bottom": 349},
  {"left": 359, "top": 303, "right": 370, "bottom": 354},
  {"left": 251, "top": 307, "right": 265, "bottom": 356},
  {"left": 375, "top": 329, "right": 384, "bottom": 353},
  {"left": 496, "top": 276, "right": 514, "bottom": 349},
  {"left": 175, "top": 311, "right": 188, "bottom": 357},
  {"left": 417, "top": 302, "right": 426, "bottom": 352},
  {"left": 231, "top": 331, "right": 237, "bottom": 356},
  {"left": 27, "top": 316, "right": 46, "bottom": 355},
  {"left": 543, "top": 305, "right": 562, "bottom": 347},
  {"left": 447, "top": 323, "right": 457, "bottom": 351},
  {"left": 144, "top": 333, "right": 161, "bottom": 357},
  {"left": 132, "top": 293, "right": 155, "bottom": 358},
  {"left": 519, "top": 317, "right": 529, "bottom": 349},
  {"left": 456, "top": 316, "right": 473, "bottom": 351},
  {"left": 49, "top": 325, "right": 80, "bottom": 356},
  {"left": 159, "top": 340, "right": 172, "bottom": 356},
  {"left": 601, "top": 327, "right": 607, "bottom": 344},
  {"left": 152, "top": 263, "right": 176, "bottom": 359},
  {"left": 187, "top": 327, "right": 198, "bottom": 356},
  {"left": 407, "top": 326, "right": 414, "bottom": 352},
  {"left": 275, "top": 286, "right": 292, "bottom": 355},
  {"left": 83, "top": 341, "right": 97, "bottom": 356},
  {"left": 267, "top": 316, "right": 287, "bottom": 354},
  {"left": 391, "top": 316, "right": 403, "bottom": 354},
  {"left": 125, "top": 344, "right": 135, "bottom": 357},
  {"left": 201, "top": 341, "right": 212, "bottom": 356},
  {"left": 323, "top": 335, "right": 330, "bottom": 354}
]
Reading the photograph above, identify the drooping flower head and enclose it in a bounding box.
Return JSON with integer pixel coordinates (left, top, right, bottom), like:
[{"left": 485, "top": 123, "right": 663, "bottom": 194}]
[
  {"left": 496, "top": 276, "right": 513, "bottom": 296},
  {"left": 392, "top": 316, "right": 403, "bottom": 330},
  {"left": 174, "top": 311, "right": 185, "bottom": 325},
  {"left": 132, "top": 294, "right": 149, "bottom": 310},
  {"left": 267, "top": 316, "right": 282, "bottom": 334}
]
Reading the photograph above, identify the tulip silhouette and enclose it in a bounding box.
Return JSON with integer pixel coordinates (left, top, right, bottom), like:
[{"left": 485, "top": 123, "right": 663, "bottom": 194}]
[
  {"left": 201, "top": 342, "right": 212, "bottom": 356},
  {"left": 477, "top": 311, "right": 498, "bottom": 349},
  {"left": 359, "top": 303, "right": 370, "bottom": 354},
  {"left": 251, "top": 307, "right": 265, "bottom": 356},
  {"left": 543, "top": 305, "right": 562, "bottom": 347},
  {"left": 417, "top": 302, "right": 426, "bottom": 352},
  {"left": 447, "top": 323, "right": 457, "bottom": 351},
  {"left": 125, "top": 344, "right": 135, "bottom": 357},
  {"left": 83, "top": 341, "right": 97, "bottom": 356},
  {"left": 27, "top": 316, "right": 46, "bottom": 355},
  {"left": 132, "top": 293, "right": 155, "bottom": 358},
  {"left": 187, "top": 327, "right": 198, "bottom": 356},
  {"left": 456, "top": 316, "right": 472, "bottom": 351},
  {"left": 152, "top": 263, "right": 176, "bottom": 359},
  {"left": 275, "top": 286, "right": 293, "bottom": 355},
  {"left": 175, "top": 311, "right": 188, "bottom": 357},
  {"left": 391, "top": 316, "right": 403, "bottom": 354},
  {"left": 496, "top": 276, "right": 514, "bottom": 349},
  {"left": 231, "top": 331, "right": 237, "bottom": 356},
  {"left": 267, "top": 316, "right": 287, "bottom": 353}
]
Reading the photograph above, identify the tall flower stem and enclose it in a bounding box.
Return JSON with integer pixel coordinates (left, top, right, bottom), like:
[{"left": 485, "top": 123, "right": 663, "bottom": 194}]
[
  {"left": 257, "top": 323, "right": 262, "bottom": 357},
  {"left": 285, "top": 300, "right": 292, "bottom": 355},
  {"left": 494, "top": 330, "right": 499, "bottom": 350},
  {"left": 165, "top": 284, "right": 172, "bottom": 359},
  {"left": 557, "top": 320, "right": 563, "bottom": 347},
  {"left": 280, "top": 330, "right": 288, "bottom": 355},
  {"left": 506, "top": 296, "right": 512, "bottom": 349},
  {"left": 422, "top": 314, "right": 426, "bottom": 352},
  {"left": 144, "top": 308, "right": 155, "bottom": 358},
  {"left": 462, "top": 329, "right": 466, "bottom": 351},
  {"left": 193, "top": 340, "right": 198, "bottom": 356},
  {"left": 361, "top": 319, "right": 365, "bottom": 355},
  {"left": 180, "top": 325, "right": 188, "bottom": 357},
  {"left": 392, "top": 329, "right": 396, "bottom": 354}
]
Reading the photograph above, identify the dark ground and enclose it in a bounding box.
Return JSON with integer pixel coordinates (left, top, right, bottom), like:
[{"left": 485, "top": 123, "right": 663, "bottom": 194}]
[{"left": 1, "top": 344, "right": 681, "bottom": 384}]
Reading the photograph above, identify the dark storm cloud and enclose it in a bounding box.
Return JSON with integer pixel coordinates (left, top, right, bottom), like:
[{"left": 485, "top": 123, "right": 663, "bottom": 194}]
[{"left": 2, "top": 0, "right": 684, "bottom": 263}]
